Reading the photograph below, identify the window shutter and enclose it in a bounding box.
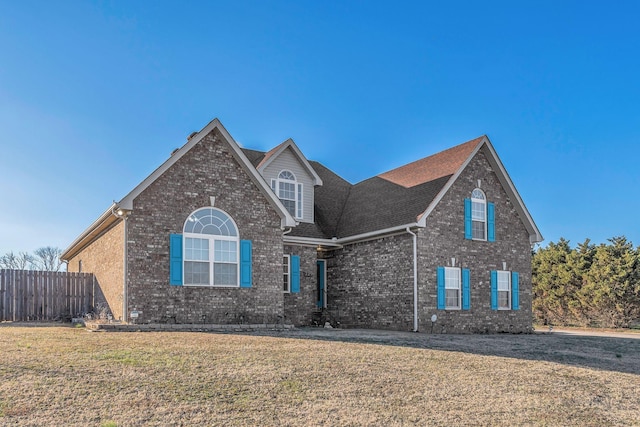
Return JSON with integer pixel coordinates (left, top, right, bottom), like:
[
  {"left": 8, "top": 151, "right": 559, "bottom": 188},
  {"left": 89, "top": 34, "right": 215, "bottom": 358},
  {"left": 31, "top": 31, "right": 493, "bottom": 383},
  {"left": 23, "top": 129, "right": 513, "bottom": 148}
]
[
  {"left": 511, "top": 271, "right": 520, "bottom": 310},
  {"left": 462, "top": 268, "right": 470, "bottom": 310},
  {"left": 297, "top": 183, "right": 303, "bottom": 218},
  {"left": 271, "top": 179, "right": 277, "bottom": 193},
  {"left": 490, "top": 270, "right": 498, "bottom": 310},
  {"left": 437, "top": 266, "right": 445, "bottom": 309},
  {"left": 291, "top": 255, "right": 300, "bottom": 293},
  {"left": 487, "top": 202, "right": 495, "bottom": 242},
  {"left": 169, "top": 234, "right": 183, "bottom": 286},
  {"left": 464, "top": 198, "right": 472, "bottom": 240},
  {"left": 240, "top": 240, "right": 252, "bottom": 288}
]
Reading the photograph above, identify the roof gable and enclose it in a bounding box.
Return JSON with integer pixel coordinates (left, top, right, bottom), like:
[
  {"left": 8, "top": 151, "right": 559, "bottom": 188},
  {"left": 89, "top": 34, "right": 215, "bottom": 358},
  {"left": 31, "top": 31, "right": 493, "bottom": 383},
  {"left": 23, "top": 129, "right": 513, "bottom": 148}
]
[
  {"left": 296, "top": 135, "right": 541, "bottom": 245},
  {"left": 257, "top": 138, "right": 323, "bottom": 186},
  {"left": 117, "top": 119, "right": 295, "bottom": 228},
  {"left": 415, "top": 137, "right": 543, "bottom": 244},
  {"left": 62, "top": 119, "right": 297, "bottom": 261}
]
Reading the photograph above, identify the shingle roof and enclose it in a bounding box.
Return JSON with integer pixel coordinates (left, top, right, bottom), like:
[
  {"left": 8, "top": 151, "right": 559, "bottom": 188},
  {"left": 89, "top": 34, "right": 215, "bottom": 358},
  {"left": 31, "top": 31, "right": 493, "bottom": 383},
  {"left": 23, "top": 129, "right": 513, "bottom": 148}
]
[
  {"left": 256, "top": 141, "right": 287, "bottom": 169},
  {"left": 241, "top": 148, "right": 265, "bottom": 167},
  {"left": 243, "top": 137, "right": 485, "bottom": 239},
  {"left": 335, "top": 175, "right": 451, "bottom": 237},
  {"left": 378, "top": 136, "right": 484, "bottom": 188}
]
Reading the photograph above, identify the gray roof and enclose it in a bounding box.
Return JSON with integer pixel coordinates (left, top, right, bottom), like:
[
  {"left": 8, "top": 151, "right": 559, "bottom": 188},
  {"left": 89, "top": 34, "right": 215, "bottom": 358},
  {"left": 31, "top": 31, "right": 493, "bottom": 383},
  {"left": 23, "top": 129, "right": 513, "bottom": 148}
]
[{"left": 241, "top": 148, "right": 451, "bottom": 239}]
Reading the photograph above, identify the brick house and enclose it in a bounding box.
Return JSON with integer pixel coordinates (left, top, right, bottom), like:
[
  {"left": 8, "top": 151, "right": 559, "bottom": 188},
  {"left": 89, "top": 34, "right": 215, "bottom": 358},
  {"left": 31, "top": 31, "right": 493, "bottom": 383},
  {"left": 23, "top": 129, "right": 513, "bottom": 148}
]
[{"left": 61, "top": 118, "right": 542, "bottom": 333}]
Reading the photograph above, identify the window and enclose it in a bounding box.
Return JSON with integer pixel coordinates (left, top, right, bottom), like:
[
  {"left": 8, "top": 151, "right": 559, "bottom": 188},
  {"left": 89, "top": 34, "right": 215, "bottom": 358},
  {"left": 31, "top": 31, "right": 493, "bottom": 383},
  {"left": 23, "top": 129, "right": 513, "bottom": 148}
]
[
  {"left": 183, "top": 207, "right": 239, "bottom": 287},
  {"left": 471, "top": 188, "right": 486, "bottom": 240},
  {"left": 490, "top": 270, "right": 519, "bottom": 310},
  {"left": 272, "top": 170, "right": 303, "bottom": 219},
  {"left": 445, "top": 267, "right": 461, "bottom": 309},
  {"left": 437, "top": 266, "right": 470, "bottom": 310},
  {"left": 283, "top": 255, "right": 291, "bottom": 292},
  {"left": 497, "top": 271, "right": 511, "bottom": 309},
  {"left": 464, "top": 189, "right": 495, "bottom": 242}
]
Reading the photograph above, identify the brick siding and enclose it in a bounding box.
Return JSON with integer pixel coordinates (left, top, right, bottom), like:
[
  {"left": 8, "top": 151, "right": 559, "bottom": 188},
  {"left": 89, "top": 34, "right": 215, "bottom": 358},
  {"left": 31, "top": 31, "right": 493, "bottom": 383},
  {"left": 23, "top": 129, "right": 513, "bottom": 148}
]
[
  {"left": 67, "top": 221, "right": 123, "bottom": 320},
  {"left": 123, "top": 128, "right": 285, "bottom": 324},
  {"left": 417, "top": 148, "right": 533, "bottom": 333},
  {"left": 324, "top": 234, "right": 415, "bottom": 330}
]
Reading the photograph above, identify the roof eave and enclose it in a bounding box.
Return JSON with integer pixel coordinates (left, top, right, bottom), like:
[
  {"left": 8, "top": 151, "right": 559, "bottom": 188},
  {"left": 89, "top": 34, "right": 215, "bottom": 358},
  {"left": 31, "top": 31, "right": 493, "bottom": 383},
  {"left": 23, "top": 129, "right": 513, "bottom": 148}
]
[
  {"left": 60, "top": 203, "right": 119, "bottom": 261},
  {"left": 64, "top": 119, "right": 297, "bottom": 258},
  {"left": 337, "top": 223, "right": 423, "bottom": 245}
]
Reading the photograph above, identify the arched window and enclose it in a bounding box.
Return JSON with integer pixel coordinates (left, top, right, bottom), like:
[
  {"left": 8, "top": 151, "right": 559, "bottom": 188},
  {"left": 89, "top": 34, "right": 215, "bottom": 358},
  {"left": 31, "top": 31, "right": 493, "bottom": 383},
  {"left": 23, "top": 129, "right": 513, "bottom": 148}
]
[
  {"left": 183, "top": 207, "right": 239, "bottom": 286},
  {"left": 272, "top": 170, "right": 303, "bottom": 219},
  {"left": 471, "top": 188, "right": 486, "bottom": 240}
]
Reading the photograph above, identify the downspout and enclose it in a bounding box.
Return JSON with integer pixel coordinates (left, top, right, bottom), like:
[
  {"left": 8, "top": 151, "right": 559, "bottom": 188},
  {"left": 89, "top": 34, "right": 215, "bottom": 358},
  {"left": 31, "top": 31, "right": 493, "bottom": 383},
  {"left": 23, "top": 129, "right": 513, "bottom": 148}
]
[
  {"left": 122, "top": 214, "right": 128, "bottom": 323},
  {"left": 112, "top": 206, "right": 131, "bottom": 322},
  {"left": 406, "top": 227, "right": 418, "bottom": 332}
]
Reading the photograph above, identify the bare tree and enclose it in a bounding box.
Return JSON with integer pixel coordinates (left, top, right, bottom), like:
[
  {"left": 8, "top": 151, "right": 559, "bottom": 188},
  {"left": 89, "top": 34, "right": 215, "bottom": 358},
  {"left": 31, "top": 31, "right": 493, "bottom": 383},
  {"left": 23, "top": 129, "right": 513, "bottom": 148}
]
[
  {"left": 32, "top": 247, "right": 64, "bottom": 272},
  {"left": 0, "top": 251, "right": 35, "bottom": 270}
]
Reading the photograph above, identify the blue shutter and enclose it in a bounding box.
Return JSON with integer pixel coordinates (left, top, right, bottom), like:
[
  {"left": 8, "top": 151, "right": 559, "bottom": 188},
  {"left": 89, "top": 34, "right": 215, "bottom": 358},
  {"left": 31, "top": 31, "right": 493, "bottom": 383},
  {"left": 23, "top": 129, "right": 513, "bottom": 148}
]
[
  {"left": 512, "top": 271, "right": 520, "bottom": 310},
  {"left": 240, "top": 240, "right": 252, "bottom": 288},
  {"left": 490, "top": 270, "right": 498, "bottom": 310},
  {"left": 291, "top": 255, "right": 300, "bottom": 293},
  {"left": 487, "top": 202, "right": 495, "bottom": 242},
  {"left": 464, "top": 198, "right": 472, "bottom": 240},
  {"left": 169, "top": 234, "right": 183, "bottom": 286},
  {"left": 462, "top": 268, "right": 470, "bottom": 310},
  {"left": 437, "top": 266, "right": 445, "bottom": 309},
  {"left": 297, "top": 183, "right": 303, "bottom": 218},
  {"left": 316, "top": 260, "right": 325, "bottom": 308},
  {"left": 271, "top": 179, "right": 276, "bottom": 192}
]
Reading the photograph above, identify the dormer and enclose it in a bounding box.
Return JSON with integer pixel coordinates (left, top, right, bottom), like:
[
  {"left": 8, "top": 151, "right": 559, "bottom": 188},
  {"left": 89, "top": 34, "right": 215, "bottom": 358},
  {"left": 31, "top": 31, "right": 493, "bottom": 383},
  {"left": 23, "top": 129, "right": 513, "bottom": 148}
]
[{"left": 257, "top": 139, "right": 323, "bottom": 224}]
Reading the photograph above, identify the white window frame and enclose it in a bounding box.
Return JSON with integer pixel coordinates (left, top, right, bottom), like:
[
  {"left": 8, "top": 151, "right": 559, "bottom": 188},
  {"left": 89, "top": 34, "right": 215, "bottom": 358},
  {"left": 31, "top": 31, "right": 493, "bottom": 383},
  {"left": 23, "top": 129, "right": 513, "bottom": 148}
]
[
  {"left": 445, "top": 266, "right": 461, "bottom": 310},
  {"left": 273, "top": 170, "right": 303, "bottom": 220},
  {"left": 182, "top": 207, "right": 240, "bottom": 288},
  {"left": 471, "top": 188, "right": 487, "bottom": 241},
  {"left": 283, "top": 254, "right": 291, "bottom": 293},
  {"left": 497, "top": 270, "right": 511, "bottom": 310}
]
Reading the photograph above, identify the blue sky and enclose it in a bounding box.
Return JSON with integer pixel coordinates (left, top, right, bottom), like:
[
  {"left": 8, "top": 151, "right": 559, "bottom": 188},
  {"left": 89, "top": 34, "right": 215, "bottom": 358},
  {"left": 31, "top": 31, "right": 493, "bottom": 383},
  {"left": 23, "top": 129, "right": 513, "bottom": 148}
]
[{"left": 1, "top": 0, "right": 639, "bottom": 255}]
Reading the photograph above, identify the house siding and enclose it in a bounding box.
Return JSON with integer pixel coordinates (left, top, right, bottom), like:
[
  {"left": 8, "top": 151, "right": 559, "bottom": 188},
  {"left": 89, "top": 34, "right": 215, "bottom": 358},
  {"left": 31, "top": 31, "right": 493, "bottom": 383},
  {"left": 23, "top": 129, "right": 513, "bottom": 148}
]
[
  {"left": 324, "top": 234, "right": 414, "bottom": 330},
  {"left": 417, "top": 148, "right": 533, "bottom": 333},
  {"left": 261, "top": 147, "right": 315, "bottom": 223},
  {"left": 125, "top": 128, "right": 286, "bottom": 325},
  {"left": 66, "top": 221, "right": 123, "bottom": 320}
]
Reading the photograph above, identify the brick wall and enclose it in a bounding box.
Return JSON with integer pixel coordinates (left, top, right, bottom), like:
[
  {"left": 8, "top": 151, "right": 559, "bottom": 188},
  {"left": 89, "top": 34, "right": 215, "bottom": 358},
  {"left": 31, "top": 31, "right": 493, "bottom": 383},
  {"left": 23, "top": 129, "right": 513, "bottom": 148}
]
[
  {"left": 417, "top": 148, "right": 533, "bottom": 333},
  {"left": 67, "top": 221, "right": 123, "bottom": 320},
  {"left": 125, "top": 128, "right": 286, "bottom": 324},
  {"left": 324, "top": 234, "right": 414, "bottom": 330}
]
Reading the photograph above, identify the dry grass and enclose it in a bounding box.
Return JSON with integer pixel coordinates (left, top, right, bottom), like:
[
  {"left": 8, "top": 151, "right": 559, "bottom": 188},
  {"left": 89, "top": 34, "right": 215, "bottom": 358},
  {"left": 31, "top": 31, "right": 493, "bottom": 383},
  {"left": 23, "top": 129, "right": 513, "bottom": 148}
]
[{"left": 1, "top": 325, "right": 639, "bottom": 426}]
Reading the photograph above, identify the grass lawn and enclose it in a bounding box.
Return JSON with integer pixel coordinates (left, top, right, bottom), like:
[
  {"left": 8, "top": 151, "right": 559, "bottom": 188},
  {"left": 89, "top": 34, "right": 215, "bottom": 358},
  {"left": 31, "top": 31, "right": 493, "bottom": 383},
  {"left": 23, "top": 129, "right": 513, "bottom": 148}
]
[{"left": 1, "top": 325, "right": 639, "bottom": 426}]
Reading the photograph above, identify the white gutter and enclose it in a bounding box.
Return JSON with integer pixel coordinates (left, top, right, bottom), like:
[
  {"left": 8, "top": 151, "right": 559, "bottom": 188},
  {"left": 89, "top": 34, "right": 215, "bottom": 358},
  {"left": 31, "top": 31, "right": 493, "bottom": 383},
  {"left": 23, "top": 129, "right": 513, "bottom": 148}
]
[
  {"left": 284, "top": 223, "right": 424, "bottom": 249},
  {"left": 60, "top": 203, "right": 117, "bottom": 261},
  {"left": 122, "top": 214, "right": 129, "bottom": 322},
  {"left": 406, "top": 227, "right": 419, "bottom": 332},
  {"left": 337, "top": 223, "right": 421, "bottom": 245},
  {"left": 283, "top": 235, "right": 343, "bottom": 248},
  {"left": 110, "top": 206, "right": 132, "bottom": 322}
]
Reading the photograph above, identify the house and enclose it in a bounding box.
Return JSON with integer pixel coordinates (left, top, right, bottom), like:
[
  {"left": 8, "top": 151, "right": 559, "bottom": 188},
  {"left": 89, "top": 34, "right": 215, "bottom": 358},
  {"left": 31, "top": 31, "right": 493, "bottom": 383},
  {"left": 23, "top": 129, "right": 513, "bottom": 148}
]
[{"left": 61, "top": 118, "right": 542, "bottom": 333}]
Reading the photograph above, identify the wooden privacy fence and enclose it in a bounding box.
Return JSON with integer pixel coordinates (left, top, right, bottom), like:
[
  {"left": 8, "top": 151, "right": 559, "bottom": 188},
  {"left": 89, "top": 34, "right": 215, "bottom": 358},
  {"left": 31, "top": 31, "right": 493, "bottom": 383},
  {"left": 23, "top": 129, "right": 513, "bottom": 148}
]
[{"left": 0, "top": 269, "right": 95, "bottom": 322}]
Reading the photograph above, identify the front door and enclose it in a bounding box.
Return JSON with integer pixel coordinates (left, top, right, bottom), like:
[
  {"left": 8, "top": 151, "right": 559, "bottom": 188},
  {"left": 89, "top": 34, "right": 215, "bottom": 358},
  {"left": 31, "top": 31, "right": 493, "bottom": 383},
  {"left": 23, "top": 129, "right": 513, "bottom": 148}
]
[{"left": 316, "top": 260, "right": 326, "bottom": 308}]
